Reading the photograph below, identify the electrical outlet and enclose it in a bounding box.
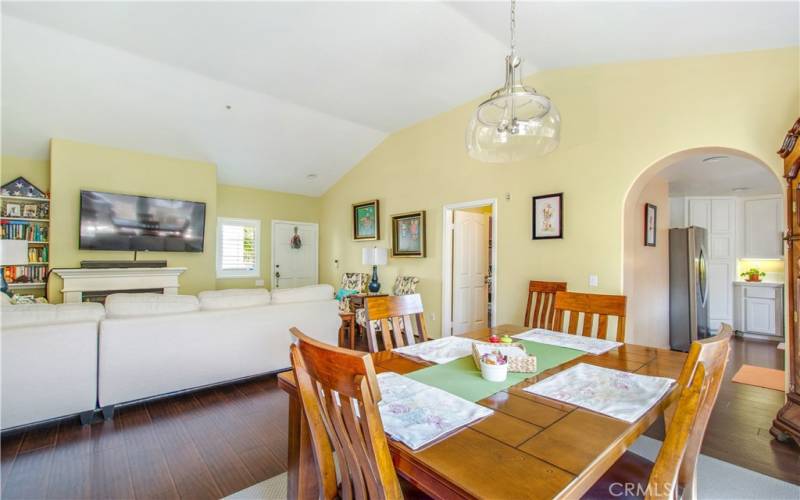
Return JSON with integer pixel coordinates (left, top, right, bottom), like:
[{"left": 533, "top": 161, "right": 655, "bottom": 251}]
[
  {"left": 505, "top": 192, "right": 512, "bottom": 201},
  {"left": 589, "top": 274, "right": 599, "bottom": 288},
  {"left": 255, "top": 279, "right": 265, "bottom": 287},
  {"left": 430, "top": 313, "right": 436, "bottom": 322}
]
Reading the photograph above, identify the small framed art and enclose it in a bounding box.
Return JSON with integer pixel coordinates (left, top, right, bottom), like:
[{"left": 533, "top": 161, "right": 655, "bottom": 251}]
[
  {"left": 391, "top": 211, "right": 426, "bottom": 257},
  {"left": 532, "top": 193, "right": 563, "bottom": 239},
  {"left": 644, "top": 203, "right": 657, "bottom": 247},
  {"left": 353, "top": 199, "right": 380, "bottom": 240}
]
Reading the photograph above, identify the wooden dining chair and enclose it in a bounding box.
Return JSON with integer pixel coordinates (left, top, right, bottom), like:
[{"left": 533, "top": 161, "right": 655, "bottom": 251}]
[
  {"left": 584, "top": 325, "right": 733, "bottom": 500},
  {"left": 289, "top": 327, "right": 403, "bottom": 500},
  {"left": 524, "top": 280, "right": 567, "bottom": 329},
  {"left": 553, "top": 291, "right": 628, "bottom": 342},
  {"left": 364, "top": 294, "right": 429, "bottom": 353}
]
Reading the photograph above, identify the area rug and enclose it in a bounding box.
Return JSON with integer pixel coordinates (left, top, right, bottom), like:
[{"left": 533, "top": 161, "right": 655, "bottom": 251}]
[
  {"left": 227, "top": 437, "right": 799, "bottom": 499},
  {"left": 225, "top": 472, "right": 287, "bottom": 499},
  {"left": 732, "top": 364, "right": 785, "bottom": 391}
]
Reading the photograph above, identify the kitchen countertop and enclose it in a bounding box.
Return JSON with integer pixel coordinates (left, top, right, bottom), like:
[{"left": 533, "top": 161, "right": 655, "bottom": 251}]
[{"left": 733, "top": 280, "right": 784, "bottom": 287}]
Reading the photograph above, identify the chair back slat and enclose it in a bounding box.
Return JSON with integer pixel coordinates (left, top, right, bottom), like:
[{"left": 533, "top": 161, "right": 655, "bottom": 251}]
[
  {"left": 365, "top": 294, "right": 428, "bottom": 352},
  {"left": 596, "top": 314, "right": 608, "bottom": 340},
  {"left": 524, "top": 281, "right": 567, "bottom": 329},
  {"left": 553, "top": 291, "right": 628, "bottom": 342},
  {"left": 390, "top": 317, "right": 405, "bottom": 348},
  {"left": 645, "top": 326, "right": 732, "bottom": 499},
  {"left": 290, "top": 328, "right": 402, "bottom": 500}
]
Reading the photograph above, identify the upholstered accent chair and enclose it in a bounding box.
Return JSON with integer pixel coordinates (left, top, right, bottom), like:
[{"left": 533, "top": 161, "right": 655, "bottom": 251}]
[
  {"left": 338, "top": 272, "right": 371, "bottom": 312},
  {"left": 355, "top": 276, "right": 419, "bottom": 329}
]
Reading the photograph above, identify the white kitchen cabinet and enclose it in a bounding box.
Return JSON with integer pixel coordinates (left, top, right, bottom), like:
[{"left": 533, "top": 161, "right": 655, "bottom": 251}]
[
  {"left": 733, "top": 282, "right": 784, "bottom": 337},
  {"left": 687, "top": 197, "right": 735, "bottom": 331},
  {"left": 743, "top": 197, "right": 783, "bottom": 259}
]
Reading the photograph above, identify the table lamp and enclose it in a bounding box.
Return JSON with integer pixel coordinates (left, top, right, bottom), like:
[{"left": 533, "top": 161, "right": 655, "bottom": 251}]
[
  {"left": 362, "top": 247, "right": 388, "bottom": 293},
  {"left": 0, "top": 240, "right": 29, "bottom": 296}
]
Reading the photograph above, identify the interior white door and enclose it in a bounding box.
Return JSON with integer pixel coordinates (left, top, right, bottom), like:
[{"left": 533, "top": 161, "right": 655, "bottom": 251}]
[
  {"left": 452, "top": 211, "right": 489, "bottom": 335},
  {"left": 271, "top": 221, "right": 318, "bottom": 289}
]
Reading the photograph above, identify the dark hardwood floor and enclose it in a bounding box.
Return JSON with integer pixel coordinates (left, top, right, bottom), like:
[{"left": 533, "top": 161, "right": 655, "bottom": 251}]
[
  {"left": 1, "top": 377, "right": 289, "bottom": 499},
  {"left": 2, "top": 336, "right": 797, "bottom": 499}
]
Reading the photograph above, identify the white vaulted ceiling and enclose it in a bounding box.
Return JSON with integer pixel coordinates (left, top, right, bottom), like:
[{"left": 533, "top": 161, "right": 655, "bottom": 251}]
[{"left": 2, "top": 2, "right": 798, "bottom": 195}]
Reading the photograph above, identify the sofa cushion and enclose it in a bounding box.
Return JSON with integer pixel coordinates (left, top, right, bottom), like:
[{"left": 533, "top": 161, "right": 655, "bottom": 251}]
[
  {"left": 104, "top": 293, "right": 200, "bottom": 318},
  {"left": 270, "top": 284, "right": 335, "bottom": 304},
  {"left": 1, "top": 302, "right": 106, "bottom": 328},
  {"left": 198, "top": 288, "right": 271, "bottom": 310}
]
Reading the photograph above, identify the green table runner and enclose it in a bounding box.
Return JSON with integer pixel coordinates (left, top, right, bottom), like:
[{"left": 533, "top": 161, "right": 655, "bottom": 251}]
[{"left": 404, "top": 340, "right": 584, "bottom": 402}]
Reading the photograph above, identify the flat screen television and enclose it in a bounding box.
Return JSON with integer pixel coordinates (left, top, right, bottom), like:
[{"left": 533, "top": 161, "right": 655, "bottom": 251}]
[{"left": 79, "top": 190, "right": 206, "bottom": 252}]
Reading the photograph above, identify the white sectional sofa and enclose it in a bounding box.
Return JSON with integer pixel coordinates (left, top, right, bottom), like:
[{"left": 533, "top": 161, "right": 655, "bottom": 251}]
[
  {"left": 98, "top": 285, "right": 339, "bottom": 412},
  {"left": 1, "top": 301, "right": 105, "bottom": 429},
  {"left": 0, "top": 284, "right": 340, "bottom": 429}
]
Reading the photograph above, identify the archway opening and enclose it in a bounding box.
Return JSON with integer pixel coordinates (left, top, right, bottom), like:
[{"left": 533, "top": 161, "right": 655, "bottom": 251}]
[{"left": 622, "top": 147, "right": 784, "bottom": 348}]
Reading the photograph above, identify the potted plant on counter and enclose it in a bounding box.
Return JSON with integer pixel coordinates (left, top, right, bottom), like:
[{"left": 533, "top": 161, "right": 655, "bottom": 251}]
[{"left": 740, "top": 268, "right": 766, "bottom": 283}]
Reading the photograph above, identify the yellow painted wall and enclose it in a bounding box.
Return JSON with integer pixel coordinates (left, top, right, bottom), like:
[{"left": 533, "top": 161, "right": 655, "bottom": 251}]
[
  {"left": 1, "top": 155, "right": 50, "bottom": 192},
  {"left": 319, "top": 47, "right": 800, "bottom": 338},
  {"left": 48, "top": 139, "right": 218, "bottom": 301},
  {"left": 216, "top": 184, "right": 320, "bottom": 289}
]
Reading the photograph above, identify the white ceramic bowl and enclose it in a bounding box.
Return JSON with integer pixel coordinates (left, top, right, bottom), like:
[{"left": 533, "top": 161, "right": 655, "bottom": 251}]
[{"left": 480, "top": 359, "right": 508, "bottom": 382}]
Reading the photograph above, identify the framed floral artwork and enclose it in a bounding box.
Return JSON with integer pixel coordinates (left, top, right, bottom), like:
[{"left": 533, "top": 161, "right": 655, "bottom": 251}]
[
  {"left": 644, "top": 203, "right": 657, "bottom": 247},
  {"left": 353, "top": 199, "right": 380, "bottom": 240},
  {"left": 391, "top": 211, "right": 426, "bottom": 257},
  {"left": 532, "top": 193, "right": 563, "bottom": 239}
]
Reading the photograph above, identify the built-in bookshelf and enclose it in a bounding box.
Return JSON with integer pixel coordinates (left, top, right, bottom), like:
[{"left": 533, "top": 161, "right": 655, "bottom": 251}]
[{"left": 1, "top": 194, "right": 50, "bottom": 291}]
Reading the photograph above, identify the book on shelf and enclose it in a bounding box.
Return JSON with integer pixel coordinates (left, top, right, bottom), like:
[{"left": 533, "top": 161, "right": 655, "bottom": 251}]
[
  {"left": 27, "top": 246, "right": 48, "bottom": 262},
  {"left": 3, "top": 265, "right": 47, "bottom": 284},
  {"left": 1, "top": 220, "right": 49, "bottom": 241}
]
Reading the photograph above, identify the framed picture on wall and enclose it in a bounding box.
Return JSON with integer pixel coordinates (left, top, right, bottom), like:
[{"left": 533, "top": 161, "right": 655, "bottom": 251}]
[
  {"left": 644, "top": 203, "right": 657, "bottom": 247},
  {"left": 532, "top": 193, "right": 563, "bottom": 239},
  {"left": 353, "top": 199, "right": 380, "bottom": 240},
  {"left": 391, "top": 211, "right": 426, "bottom": 257}
]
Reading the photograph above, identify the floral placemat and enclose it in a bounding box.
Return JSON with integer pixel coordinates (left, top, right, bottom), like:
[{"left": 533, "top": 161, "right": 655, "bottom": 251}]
[
  {"left": 523, "top": 363, "right": 675, "bottom": 422},
  {"left": 377, "top": 372, "right": 492, "bottom": 450},
  {"left": 512, "top": 328, "right": 622, "bottom": 355},
  {"left": 392, "top": 336, "right": 475, "bottom": 364}
]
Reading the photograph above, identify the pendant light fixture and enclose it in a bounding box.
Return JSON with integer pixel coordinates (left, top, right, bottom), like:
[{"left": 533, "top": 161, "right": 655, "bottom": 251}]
[{"left": 466, "top": 0, "right": 560, "bottom": 163}]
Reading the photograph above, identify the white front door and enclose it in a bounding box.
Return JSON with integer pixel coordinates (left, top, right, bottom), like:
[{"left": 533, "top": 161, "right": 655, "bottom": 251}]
[
  {"left": 271, "top": 221, "right": 318, "bottom": 289},
  {"left": 452, "top": 211, "right": 490, "bottom": 335}
]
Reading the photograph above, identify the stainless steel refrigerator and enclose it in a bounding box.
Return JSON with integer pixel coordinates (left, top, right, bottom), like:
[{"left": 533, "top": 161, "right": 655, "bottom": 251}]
[{"left": 669, "top": 227, "right": 710, "bottom": 352}]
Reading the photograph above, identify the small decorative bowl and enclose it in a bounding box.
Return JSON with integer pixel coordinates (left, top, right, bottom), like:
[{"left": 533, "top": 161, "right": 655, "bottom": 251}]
[{"left": 480, "top": 359, "right": 508, "bottom": 382}]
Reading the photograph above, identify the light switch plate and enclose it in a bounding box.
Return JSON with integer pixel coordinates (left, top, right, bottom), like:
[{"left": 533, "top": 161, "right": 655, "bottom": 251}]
[
  {"left": 255, "top": 279, "right": 265, "bottom": 287},
  {"left": 589, "top": 274, "right": 599, "bottom": 288}
]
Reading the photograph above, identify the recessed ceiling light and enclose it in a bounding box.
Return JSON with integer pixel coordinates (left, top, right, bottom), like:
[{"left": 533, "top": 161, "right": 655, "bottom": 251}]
[
  {"left": 306, "top": 174, "right": 318, "bottom": 181},
  {"left": 732, "top": 187, "right": 751, "bottom": 192},
  {"left": 225, "top": 105, "right": 232, "bottom": 110},
  {"left": 702, "top": 155, "right": 728, "bottom": 163}
]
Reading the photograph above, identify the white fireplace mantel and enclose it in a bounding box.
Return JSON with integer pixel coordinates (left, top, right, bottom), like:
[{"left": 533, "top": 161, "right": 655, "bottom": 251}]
[{"left": 52, "top": 267, "right": 188, "bottom": 303}]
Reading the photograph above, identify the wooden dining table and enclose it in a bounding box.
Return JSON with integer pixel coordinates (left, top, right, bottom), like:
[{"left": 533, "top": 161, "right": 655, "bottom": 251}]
[{"left": 277, "top": 324, "right": 688, "bottom": 499}]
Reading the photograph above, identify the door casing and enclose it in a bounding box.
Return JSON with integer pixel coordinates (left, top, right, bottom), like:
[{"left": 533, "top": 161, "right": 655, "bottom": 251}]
[{"left": 442, "top": 198, "right": 498, "bottom": 337}]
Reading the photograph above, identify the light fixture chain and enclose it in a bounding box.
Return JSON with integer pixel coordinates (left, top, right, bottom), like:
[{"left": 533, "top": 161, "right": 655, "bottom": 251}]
[{"left": 510, "top": 0, "right": 517, "bottom": 55}]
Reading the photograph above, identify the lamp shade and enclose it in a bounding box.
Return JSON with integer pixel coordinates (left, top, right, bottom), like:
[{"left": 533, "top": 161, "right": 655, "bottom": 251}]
[
  {"left": 362, "top": 247, "right": 388, "bottom": 266},
  {"left": 0, "top": 240, "right": 29, "bottom": 265}
]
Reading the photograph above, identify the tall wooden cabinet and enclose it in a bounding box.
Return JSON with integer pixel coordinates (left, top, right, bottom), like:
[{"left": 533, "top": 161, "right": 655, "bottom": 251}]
[{"left": 772, "top": 117, "right": 800, "bottom": 446}]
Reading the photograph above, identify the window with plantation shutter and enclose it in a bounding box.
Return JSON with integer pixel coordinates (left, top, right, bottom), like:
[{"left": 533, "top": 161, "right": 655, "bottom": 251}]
[{"left": 216, "top": 218, "right": 261, "bottom": 278}]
